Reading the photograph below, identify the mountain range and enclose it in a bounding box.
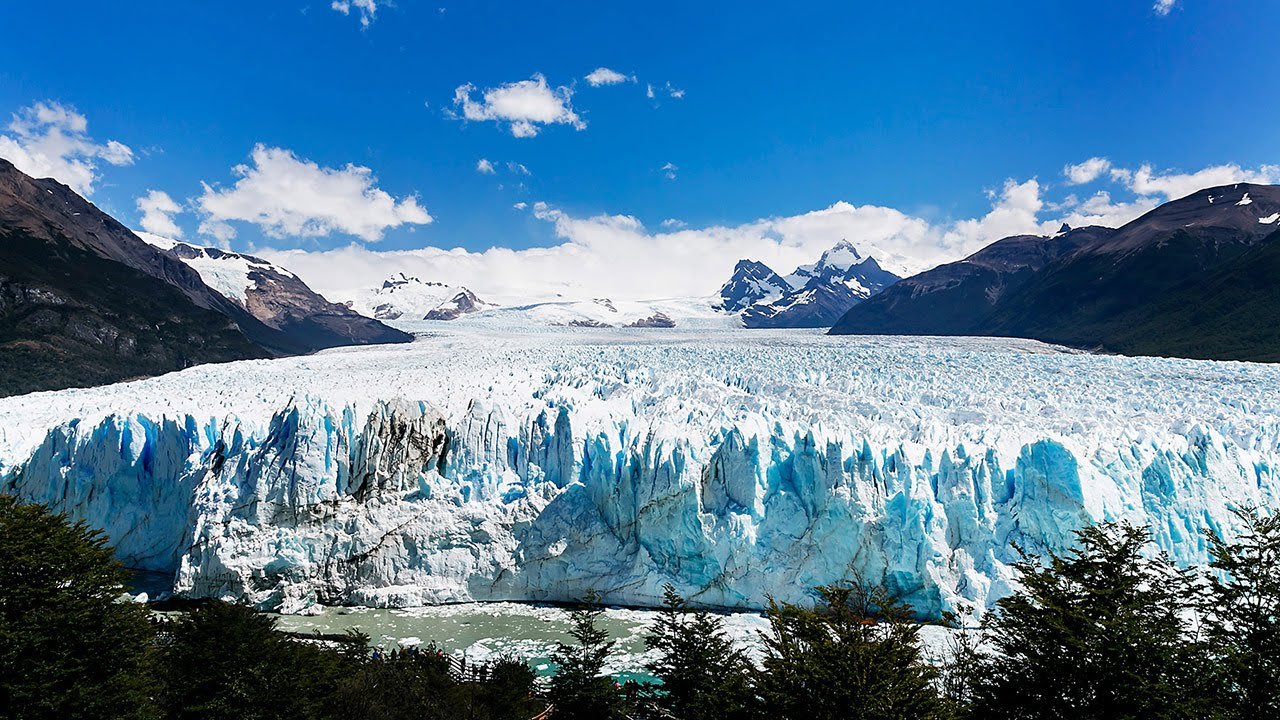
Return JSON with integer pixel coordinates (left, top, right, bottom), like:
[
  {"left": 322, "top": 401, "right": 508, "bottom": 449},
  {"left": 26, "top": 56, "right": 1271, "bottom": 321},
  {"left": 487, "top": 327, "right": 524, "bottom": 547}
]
[
  {"left": 0, "top": 160, "right": 408, "bottom": 395},
  {"left": 831, "top": 183, "right": 1280, "bottom": 362},
  {"left": 718, "top": 240, "right": 901, "bottom": 328}
]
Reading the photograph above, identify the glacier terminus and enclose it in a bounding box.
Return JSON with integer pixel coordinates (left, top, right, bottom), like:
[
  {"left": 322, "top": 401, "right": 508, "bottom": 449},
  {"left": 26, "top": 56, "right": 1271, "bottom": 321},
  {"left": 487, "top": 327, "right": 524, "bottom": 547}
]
[{"left": 2, "top": 324, "right": 1277, "bottom": 618}]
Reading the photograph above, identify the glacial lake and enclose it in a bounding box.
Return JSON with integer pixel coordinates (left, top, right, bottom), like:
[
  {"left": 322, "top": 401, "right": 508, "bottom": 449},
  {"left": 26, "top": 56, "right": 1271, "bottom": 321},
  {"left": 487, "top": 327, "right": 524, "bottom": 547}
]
[{"left": 269, "top": 602, "right": 961, "bottom": 680}]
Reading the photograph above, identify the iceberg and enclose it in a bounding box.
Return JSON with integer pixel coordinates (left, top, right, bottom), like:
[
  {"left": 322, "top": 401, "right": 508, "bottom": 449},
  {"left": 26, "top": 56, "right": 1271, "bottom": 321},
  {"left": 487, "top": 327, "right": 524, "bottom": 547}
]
[{"left": 2, "top": 328, "right": 1277, "bottom": 618}]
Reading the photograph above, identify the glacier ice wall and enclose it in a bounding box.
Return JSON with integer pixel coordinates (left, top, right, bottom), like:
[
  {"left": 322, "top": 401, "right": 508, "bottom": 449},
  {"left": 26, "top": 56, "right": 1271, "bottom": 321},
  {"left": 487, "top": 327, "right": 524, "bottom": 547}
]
[{"left": 5, "top": 339, "right": 1277, "bottom": 618}]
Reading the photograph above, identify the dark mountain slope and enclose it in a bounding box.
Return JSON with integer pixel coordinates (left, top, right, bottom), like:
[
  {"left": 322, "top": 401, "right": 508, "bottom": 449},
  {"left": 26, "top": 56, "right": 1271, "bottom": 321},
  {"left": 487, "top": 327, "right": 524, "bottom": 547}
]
[
  {"left": 1088, "top": 227, "right": 1280, "bottom": 362},
  {"left": 983, "top": 184, "right": 1280, "bottom": 359},
  {"left": 832, "top": 184, "right": 1280, "bottom": 362},
  {"left": 0, "top": 160, "right": 409, "bottom": 395},
  {"left": 0, "top": 224, "right": 267, "bottom": 395},
  {"left": 830, "top": 227, "right": 1112, "bottom": 335}
]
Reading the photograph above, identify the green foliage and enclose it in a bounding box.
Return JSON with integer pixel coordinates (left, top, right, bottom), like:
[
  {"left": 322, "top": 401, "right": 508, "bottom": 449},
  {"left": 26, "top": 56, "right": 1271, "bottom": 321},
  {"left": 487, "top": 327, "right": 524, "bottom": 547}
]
[
  {"left": 961, "top": 521, "right": 1212, "bottom": 720},
  {"left": 155, "top": 600, "right": 344, "bottom": 720},
  {"left": 324, "top": 645, "right": 539, "bottom": 720},
  {"left": 548, "top": 592, "right": 629, "bottom": 720},
  {"left": 0, "top": 495, "right": 158, "bottom": 720},
  {"left": 643, "top": 584, "right": 757, "bottom": 720},
  {"left": 757, "top": 581, "right": 950, "bottom": 720},
  {"left": 1202, "top": 507, "right": 1280, "bottom": 718}
]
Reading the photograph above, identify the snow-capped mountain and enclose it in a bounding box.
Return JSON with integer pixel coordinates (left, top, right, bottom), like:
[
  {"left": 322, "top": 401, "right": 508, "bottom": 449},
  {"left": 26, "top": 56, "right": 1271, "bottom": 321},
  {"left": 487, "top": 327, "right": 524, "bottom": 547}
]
[
  {"left": 139, "top": 233, "right": 410, "bottom": 352},
  {"left": 715, "top": 260, "right": 792, "bottom": 312},
  {"left": 719, "top": 240, "right": 900, "bottom": 328},
  {"left": 350, "top": 273, "right": 495, "bottom": 321},
  {"left": 3, "top": 328, "right": 1276, "bottom": 617}
]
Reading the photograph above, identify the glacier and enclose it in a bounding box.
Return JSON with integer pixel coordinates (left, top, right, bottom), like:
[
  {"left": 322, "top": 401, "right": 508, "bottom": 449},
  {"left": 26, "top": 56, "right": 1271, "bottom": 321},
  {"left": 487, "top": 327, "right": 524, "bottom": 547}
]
[{"left": 1, "top": 326, "right": 1277, "bottom": 618}]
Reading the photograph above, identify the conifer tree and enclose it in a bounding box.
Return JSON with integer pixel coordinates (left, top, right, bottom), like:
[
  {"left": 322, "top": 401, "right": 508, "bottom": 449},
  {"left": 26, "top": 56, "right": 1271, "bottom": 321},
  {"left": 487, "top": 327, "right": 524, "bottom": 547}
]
[
  {"left": 643, "top": 584, "right": 757, "bottom": 720},
  {"left": 963, "top": 522, "right": 1211, "bottom": 720},
  {"left": 548, "top": 592, "right": 627, "bottom": 720},
  {"left": 757, "top": 581, "right": 949, "bottom": 720},
  {"left": 0, "top": 496, "right": 158, "bottom": 720},
  {"left": 1202, "top": 507, "right": 1280, "bottom": 719}
]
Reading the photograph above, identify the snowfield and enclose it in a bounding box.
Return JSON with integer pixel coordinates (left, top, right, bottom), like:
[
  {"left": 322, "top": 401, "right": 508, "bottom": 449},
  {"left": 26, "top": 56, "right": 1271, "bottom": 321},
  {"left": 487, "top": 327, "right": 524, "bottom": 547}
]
[{"left": 3, "top": 326, "right": 1278, "bottom": 617}]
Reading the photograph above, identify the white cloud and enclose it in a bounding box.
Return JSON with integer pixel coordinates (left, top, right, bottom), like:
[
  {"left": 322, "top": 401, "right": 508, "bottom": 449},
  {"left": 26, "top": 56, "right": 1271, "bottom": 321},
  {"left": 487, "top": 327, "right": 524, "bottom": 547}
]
[
  {"left": 1116, "top": 162, "right": 1280, "bottom": 201},
  {"left": 585, "top": 67, "right": 631, "bottom": 86},
  {"left": 1063, "top": 157, "right": 1112, "bottom": 184},
  {"left": 1049, "top": 191, "right": 1160, "bottom": 231},
  {"left": 665, "top": 82, "right": 685, "bottom": 99},
  {"left": 0, "top": 101, "right": 133, "bottom": 195},
  {"left": 254, "top": 159, "right": 1280, "bottom": 307},
  {"left": 508, "top": 161, "right": 530, "bottom": 175},
  {"left": 646, "top": 84, "right": 656, "bottom": 99},
  {"left": 513, "top": 202, "right": 528, "bottom": 210},
  {"left": 476, "top": 158, "right": 495, "bottom": 174},
  {"left": 660, "top": 218, "right": 686, "bottom": 229},
  {"left": 452, "top": 74, "right": 584, "bottom": 138},
  {"left": 660, "top": 162, "right": 678, "bottom": 180},
  {"left": 1153, "top": 0, "right": 1177, "bottom": 16},
  {"left": 256, "top": 184, "right": 1043, "bottom": 306},
  {"left": 940, "top": 179, "right": 1046, "bottom": 256},
  {"left": 136, "top": 190, "right": 184, "bottom": 238},
  {"left": 331, "top": 0, "right": 378, "bottom": 27},
  {"left": 196, "top": 144, "right": 432, "bottom": 242}
]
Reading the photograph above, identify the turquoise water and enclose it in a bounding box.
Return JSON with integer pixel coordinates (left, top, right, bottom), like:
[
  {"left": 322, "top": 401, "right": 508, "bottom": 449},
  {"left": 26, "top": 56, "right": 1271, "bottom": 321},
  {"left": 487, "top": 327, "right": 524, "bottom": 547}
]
[{"left": 273, "top": 602, "right": 773, "bottom": 680}]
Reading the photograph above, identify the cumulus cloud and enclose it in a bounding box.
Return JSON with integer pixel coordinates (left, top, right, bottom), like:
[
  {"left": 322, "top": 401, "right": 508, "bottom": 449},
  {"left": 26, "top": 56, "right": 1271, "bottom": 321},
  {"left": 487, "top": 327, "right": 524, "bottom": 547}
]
[
  {"left": 508, "top": 161, "right": 530, "bottom": 175},
  {"left": 940, "top": 179, "right": 1046, "bottom": 255},
  {"left": 660, "top": 162, "right": 678, "bottom": 180},
  {"left": 476, "top": 158, "right": 495, "bottom": 174},
  {"left": 136, "top": 190, "right": 184, "bottom": 238},
  {"left": 0, "top": 101, "right": 133, "bottom": 195},
  {"left": 665, "top": 82, "right": 685, "bottom": 99},
  {"left": 1153, "top": 0, "right": 1177, "bottom": 16},
  {"left": 1063, "top": 157, "right": 1112, "bottom": 185},
  {"left": 331, "top": 0, "right": 378, "bottom": 27},
  {"left": 452, "top": 75, "right": 584, "bottom": 137},
  {"left": 585, "top": 67, "right": 631, "bottom": 86},
  {"left": 196, "top": 144, "right": 432, "bottom": 242}
]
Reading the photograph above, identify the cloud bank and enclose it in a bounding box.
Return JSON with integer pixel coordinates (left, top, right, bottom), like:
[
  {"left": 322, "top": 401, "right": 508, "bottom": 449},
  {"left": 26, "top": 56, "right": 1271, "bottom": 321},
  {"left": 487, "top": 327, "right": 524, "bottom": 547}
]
[{"left": 258, "top": 159, "right": 1280, "bottom": 306}]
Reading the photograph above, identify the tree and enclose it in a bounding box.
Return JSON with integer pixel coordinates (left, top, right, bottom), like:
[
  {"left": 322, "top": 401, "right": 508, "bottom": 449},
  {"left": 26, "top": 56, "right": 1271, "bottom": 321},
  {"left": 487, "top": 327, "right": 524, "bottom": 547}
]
[
  {"left": 962, "top": 522, "right": 1212, "bottom": 720},
  {"left": 1202, "top": 507, "right": 1280, "bottom": 718},
  {"left": 643, "top": 584, "right": 757, "bottom": 720},
  {"left": 155, "top": 600, "right": 343, "bottom": 720},
  {"left": 548, "top": 593, "right": 627, "bottom": 720},
  {"left": 0, "top": 495, "right": 158, "bottom": 720},
  {"left": 757, "top": 581, "right": 949, "bottom": 720}
]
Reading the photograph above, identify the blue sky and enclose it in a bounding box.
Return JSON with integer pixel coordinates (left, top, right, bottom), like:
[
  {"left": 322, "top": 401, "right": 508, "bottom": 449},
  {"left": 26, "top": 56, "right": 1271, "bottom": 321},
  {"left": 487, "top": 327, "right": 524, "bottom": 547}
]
[{"left": 1, "top": 0, "right": 1278, "bottom": 301}]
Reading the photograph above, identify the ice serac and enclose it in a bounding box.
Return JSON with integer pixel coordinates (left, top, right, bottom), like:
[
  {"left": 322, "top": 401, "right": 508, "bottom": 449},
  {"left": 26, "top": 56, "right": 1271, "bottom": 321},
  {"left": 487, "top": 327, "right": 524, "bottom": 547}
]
[{"left": 5, "top": 335, "right": 1277, "bottom": 619}]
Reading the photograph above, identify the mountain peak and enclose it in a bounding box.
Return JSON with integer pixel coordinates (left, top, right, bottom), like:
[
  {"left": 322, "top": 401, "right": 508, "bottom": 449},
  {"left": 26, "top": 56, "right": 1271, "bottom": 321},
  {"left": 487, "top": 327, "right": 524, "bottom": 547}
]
[{"left": 818, "top": 239, "right": 862, "bottom": 269}]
